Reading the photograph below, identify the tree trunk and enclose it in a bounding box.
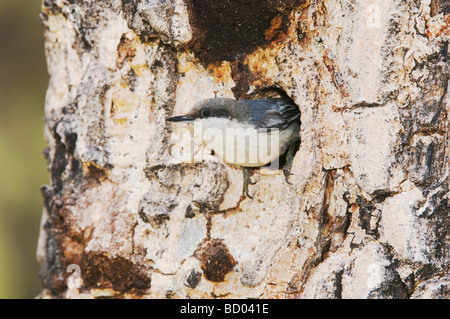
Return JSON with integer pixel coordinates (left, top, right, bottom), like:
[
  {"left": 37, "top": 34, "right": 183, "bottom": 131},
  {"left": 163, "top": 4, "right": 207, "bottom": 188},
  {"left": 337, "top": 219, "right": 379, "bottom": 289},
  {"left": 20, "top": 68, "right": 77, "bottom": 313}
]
[{"left": 37, "top": 0, "right": 449, "bottom": 299}]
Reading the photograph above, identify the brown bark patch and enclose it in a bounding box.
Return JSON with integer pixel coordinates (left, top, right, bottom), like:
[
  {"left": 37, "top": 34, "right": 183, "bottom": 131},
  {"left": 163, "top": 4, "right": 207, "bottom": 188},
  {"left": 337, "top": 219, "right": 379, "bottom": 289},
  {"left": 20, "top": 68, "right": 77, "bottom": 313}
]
[
  {"left": 198, "top": 239, "right": 237, "bottom": 282},
  {"left": 116, "top": 34, "right": 136, "bottom": 69},
  {"left": 81, "top": 253, "right": 151, "bottom": 293},
  {"left": 264, "top": 15, "right": 288, "bottom": 44},
  {"left": 186, "top": 0, "right": 301, "bottom": 65},
  {"left": 430, "top": 0, "right": 450, "bottom": 16}
]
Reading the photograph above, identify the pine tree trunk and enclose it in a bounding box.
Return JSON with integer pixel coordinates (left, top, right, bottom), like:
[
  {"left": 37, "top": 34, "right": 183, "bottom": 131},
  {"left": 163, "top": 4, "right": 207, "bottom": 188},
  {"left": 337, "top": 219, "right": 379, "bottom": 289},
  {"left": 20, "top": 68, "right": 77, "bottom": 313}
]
[{"left": 37, "top": 0, "right": 449, "bottom": 298}]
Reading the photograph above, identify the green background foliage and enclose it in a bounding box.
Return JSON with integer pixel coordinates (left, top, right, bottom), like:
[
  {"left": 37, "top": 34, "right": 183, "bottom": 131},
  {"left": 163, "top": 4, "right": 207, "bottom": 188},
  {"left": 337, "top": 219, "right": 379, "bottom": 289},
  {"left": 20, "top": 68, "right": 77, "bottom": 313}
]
[{"left": 0, "top": 0, "right": 48, "bottom": 298}]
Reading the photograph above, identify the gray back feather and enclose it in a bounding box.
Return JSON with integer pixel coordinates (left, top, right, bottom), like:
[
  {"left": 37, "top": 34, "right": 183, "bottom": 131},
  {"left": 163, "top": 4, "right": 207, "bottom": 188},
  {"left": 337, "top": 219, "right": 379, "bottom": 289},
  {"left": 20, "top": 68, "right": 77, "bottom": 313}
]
[{"left": 238, "top": 98, "right": 300, "bottom": 130}]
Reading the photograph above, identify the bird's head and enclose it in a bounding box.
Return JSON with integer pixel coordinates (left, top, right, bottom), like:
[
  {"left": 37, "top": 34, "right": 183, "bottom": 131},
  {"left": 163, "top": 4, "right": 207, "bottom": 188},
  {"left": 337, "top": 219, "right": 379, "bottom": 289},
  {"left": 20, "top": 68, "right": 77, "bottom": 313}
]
[{"left": 167, "top": 98, "right": 248, "bottom": 124}]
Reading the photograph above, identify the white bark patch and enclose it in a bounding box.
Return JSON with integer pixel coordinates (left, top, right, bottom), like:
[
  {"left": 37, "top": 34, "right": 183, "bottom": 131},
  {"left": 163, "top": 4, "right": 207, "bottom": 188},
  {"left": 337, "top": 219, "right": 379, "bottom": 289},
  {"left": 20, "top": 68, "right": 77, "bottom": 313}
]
[{"left": 347, "top": 103, "right": 404, "bottom": 194}]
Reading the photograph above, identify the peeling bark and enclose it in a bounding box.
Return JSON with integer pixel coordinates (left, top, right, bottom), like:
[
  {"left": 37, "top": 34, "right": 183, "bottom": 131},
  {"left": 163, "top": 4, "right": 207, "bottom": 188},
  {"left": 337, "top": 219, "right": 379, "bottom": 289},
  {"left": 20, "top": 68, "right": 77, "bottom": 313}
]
[{"left": 37, "top": 0, "right": 449, "bottom": 298}]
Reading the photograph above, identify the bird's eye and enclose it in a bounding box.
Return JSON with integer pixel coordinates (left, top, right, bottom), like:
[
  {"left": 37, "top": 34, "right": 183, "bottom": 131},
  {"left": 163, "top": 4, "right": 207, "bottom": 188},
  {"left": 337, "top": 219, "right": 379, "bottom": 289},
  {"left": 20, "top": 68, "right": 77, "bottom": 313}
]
[{"left": 201, "top": 109, "right": 211, "bottom": 117}]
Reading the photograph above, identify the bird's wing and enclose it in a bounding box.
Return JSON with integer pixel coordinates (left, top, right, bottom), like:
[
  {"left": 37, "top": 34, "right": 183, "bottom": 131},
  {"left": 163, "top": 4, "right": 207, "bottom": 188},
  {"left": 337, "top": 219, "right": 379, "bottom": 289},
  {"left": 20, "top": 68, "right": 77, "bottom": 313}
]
[{"left": 256, "top": 99, "right": 300, "bottom": 131}]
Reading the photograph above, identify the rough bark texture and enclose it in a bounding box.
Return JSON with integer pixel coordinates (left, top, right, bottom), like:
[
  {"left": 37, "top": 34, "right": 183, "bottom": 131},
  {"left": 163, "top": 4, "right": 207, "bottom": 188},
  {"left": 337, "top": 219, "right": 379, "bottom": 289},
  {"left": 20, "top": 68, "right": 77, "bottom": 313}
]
[{"left": 37, "top": 0, "right": 449, "bottom": 298}]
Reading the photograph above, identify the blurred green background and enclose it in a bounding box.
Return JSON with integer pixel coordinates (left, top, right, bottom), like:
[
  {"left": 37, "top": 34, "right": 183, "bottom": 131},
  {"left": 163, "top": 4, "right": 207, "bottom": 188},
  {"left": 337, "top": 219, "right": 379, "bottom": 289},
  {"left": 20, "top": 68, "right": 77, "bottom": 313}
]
[{"left": 0, "top": 0, "right": 48, "bottom": 298}]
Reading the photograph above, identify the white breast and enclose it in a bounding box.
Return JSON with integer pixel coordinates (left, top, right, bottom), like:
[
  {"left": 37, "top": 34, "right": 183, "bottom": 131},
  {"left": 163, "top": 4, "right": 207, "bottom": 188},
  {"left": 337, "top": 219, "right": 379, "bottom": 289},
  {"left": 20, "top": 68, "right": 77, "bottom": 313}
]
[{"left": 196, "top": 118, "right": 298, "bottom": 167}]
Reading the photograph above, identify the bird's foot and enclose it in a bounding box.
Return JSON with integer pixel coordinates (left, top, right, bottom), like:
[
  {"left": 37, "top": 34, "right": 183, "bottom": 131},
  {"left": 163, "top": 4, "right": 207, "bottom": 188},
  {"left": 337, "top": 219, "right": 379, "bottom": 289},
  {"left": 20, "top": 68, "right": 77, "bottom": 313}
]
[
  {"left": 283, "top": 168, "right": 293, "bottom": 185},
  {"left": 243, "top": 167, "right": 256, "bottom": 199},
  {"left": 283, "top": 141, "right": 299, "bottom": 185}
]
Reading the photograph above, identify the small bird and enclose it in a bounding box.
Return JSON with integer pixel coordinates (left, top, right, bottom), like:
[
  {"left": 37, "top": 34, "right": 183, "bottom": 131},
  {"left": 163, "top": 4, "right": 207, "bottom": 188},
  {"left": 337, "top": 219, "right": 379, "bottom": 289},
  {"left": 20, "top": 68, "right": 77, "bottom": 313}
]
[{"left": 167, "top": 97, "right": 300, "bottom": 197}]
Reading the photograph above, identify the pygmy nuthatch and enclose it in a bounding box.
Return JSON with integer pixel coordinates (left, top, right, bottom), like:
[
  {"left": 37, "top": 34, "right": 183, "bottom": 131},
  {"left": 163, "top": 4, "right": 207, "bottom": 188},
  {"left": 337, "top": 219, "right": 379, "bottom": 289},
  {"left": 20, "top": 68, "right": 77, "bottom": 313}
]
[{"left": 167, "top": 97, "right": 300, "bottom": 197}]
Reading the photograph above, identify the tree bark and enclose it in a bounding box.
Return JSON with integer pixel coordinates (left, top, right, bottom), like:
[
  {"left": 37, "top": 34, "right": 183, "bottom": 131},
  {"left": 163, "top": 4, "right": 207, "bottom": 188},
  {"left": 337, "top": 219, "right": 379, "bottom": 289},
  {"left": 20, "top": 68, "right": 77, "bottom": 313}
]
[{"left": 37, "top": 0, "right": 449, "bottom": 298}]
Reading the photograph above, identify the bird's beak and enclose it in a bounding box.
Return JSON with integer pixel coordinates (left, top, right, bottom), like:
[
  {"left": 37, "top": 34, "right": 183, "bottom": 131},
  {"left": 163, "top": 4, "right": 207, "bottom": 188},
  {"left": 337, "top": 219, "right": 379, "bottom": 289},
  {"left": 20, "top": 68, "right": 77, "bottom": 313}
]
[{"left": 166, "top": 114, "right": 194, "bottom": 122}]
